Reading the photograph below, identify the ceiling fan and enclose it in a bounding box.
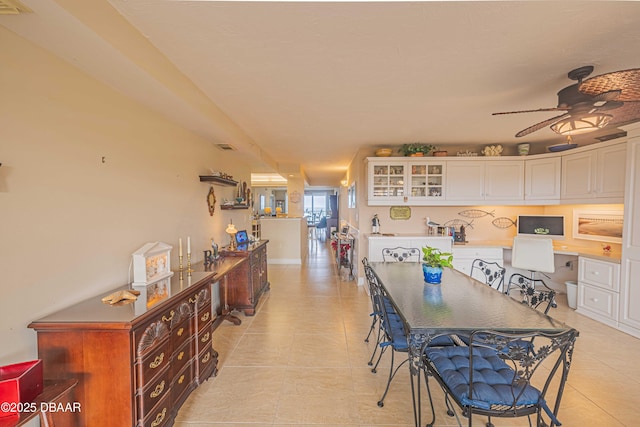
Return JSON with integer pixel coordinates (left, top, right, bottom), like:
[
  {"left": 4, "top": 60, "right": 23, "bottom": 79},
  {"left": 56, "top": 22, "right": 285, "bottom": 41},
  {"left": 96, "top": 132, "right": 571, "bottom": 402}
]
[{"left": 493, "top": 65, "right": 640, "bottom": 138}]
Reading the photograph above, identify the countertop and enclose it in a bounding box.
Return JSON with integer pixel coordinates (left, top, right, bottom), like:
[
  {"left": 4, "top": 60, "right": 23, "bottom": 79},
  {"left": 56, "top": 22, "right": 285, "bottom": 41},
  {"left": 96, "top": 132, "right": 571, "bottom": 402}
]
[{"left": 365, "top": 234, "right": 621, "bottom": 262}]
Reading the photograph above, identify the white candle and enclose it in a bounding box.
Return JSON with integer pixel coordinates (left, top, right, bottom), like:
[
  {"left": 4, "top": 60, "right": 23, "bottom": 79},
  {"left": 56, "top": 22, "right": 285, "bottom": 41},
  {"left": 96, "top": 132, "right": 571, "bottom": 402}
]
[
  {"left": 179, "top": 238, "right": 183, "bottom": 257},
  {"left": 187, "top": 236, "right": 191, "bottom": 255}
]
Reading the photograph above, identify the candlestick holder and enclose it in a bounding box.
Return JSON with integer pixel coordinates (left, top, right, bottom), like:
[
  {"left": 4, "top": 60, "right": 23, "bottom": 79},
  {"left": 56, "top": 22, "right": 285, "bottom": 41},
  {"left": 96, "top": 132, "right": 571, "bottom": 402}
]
[
  {"left": 179, "top": 255, "right": 184, "bottom": 273},
  {"left": 187, "top": 253, "right": 193, "bottom": 276}
]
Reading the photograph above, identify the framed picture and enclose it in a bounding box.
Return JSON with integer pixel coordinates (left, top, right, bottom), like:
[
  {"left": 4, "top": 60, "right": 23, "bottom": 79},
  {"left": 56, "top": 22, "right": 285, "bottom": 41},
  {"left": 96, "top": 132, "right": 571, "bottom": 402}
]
[
  {"left": 572, "top": 209, "right": 624, "bottom": 243},
  {"left": 348, "top": 183, "right": 356, "bottom": 208},
  {"left": 236, "top": 230, "right": 248, "bottom": 244}
]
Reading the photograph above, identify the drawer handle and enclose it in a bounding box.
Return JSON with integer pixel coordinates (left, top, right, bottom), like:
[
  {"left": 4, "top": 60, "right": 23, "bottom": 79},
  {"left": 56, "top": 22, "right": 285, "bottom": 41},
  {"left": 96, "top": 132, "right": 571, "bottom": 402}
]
[
  {"left": 162, "top": 310, "right": 175, "bottom": 323},
  {"left": 178, "top": 351, "right": 185, "bottom": 361},
  {"left": 151, "top": 408, "right": 167, "bottom": 427},
  {"left": 150, "top": 352, "right": 165, "bottom": 369},
  {"left": 591, "top": 271, "right": 600, "bottom": 276},
  {"left": 150, "top": 380, "right": 165, "bottom": 398},
  {"left": 178, "top": 374, "right": 185, "bottom": 384},
  {"left": 189, "top": 295, "right": 198, "bottom": 304},
  {"left": 591, "top": 298, "right": 599, "bottom": 303},
  {"left": 201, "top": 332, "right": 210, "bottom": 343},
  {"left": 201, "top": 312, "right": 210, "bottom": 322},
  {"left": 177, "top": 327, "right": 185, "bottom": 337},
  {"left": 202, "top": 352, "right": 210, "bottom": 364}
]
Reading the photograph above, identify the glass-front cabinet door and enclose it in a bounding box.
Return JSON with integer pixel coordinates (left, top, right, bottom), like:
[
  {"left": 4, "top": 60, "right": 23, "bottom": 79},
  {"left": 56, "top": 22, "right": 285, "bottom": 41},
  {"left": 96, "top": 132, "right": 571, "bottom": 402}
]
[
  {"left": 368, "top": 161, "right": 407, "bottom": 204},
  {"left": 407, "top": 161, "right": 445, "bottom": 201}
]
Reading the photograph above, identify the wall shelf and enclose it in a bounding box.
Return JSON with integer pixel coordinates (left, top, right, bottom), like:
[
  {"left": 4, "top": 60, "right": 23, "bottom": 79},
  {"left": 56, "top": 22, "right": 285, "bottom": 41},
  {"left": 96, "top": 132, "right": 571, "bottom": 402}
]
[
  {"left": 220, "top": 205, "right": 249, "bottom": 210},
  {"left": 199, "top": 175, "right": 238, "bottom": 186}
]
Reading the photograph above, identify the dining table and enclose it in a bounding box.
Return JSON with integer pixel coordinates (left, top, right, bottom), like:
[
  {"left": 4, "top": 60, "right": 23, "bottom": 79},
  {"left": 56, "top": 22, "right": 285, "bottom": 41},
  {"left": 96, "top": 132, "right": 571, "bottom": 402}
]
[{"left": 369, "top": 262, "right": 578, "bottom": 427}]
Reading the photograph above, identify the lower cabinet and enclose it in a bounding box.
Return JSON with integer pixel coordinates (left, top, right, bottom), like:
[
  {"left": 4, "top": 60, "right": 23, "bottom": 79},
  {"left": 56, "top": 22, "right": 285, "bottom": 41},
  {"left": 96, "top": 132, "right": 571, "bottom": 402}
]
[{"left": 576, "top": 256, "right": 620, "bottom": 327}]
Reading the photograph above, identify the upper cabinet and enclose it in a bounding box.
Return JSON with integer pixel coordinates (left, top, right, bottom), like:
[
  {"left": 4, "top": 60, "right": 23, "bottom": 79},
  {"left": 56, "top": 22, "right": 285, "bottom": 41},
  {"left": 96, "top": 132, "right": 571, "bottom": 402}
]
[
  {"left": 442, "top": 159, "right": 524, "bottom": 204},
  {"left": 368, "top": 159, "right": 446, "bottom": 205},
  {"left": 561, "top": 142, "right": 626, "bottom": 203},
  {"left": 366, "top": 140, "right": 626, "bottom": 206},
  {"left": 368, "top": 161, "right": 407, "bottom": 204},
  {"left": 524, "top": 157, "right": 561, "bottom": 204}
]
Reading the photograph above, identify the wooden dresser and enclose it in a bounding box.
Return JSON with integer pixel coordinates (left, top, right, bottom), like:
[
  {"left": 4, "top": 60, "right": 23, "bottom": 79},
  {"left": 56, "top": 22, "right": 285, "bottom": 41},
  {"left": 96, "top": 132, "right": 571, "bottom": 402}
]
[{"left": 28, "top": 256, "right": 248, "bottom": 427}]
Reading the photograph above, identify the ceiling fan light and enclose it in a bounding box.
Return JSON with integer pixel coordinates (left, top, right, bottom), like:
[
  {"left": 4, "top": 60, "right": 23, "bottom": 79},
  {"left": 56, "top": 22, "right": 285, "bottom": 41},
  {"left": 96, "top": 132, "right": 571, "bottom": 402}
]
[{"left": 550, "top": 113, "right": 613, "bottom": 136}]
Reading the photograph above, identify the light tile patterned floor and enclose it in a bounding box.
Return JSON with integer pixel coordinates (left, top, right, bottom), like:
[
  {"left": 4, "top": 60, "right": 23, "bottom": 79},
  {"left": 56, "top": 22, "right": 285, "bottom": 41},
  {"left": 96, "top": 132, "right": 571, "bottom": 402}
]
[{"left": 175, "top": 242, "right": 640, "bottom": 426}]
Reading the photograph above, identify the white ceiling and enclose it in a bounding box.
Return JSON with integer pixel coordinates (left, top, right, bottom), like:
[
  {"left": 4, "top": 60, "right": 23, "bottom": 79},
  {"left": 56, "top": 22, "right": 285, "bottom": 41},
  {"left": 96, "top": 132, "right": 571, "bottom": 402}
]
[{"left": 3, "top": 0, "right": 640, "bottom": 186}]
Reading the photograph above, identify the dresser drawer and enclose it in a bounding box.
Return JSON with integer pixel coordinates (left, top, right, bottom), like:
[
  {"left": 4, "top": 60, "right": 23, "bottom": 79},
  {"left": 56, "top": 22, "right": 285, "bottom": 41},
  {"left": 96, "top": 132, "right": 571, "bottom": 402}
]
[
  {"left": 172, "top": 362, "right": 194, "bottom": 406},
  {"left": 197, "top": 303, "right": 212, "bottom": 331},
  {"left": 171, "top": 338, "right": 193, "bottom": 379},
  {"left": 578, "top": 283, "right": 619, "bottom": 322},
  {"left": 136, "top": 336, "right": 171, "bottom": 387},
  {"left": 137, "top": 365, "right": 171, "bottom": 422},
  {"left": 172, "top": 316, "right": 192, "bottom": 350},
  {"left": 579, "top": 257, "right": 620, "bottom": 291},
  {"left": 140, "top": 392, "right": 172, "bottom": 427}
]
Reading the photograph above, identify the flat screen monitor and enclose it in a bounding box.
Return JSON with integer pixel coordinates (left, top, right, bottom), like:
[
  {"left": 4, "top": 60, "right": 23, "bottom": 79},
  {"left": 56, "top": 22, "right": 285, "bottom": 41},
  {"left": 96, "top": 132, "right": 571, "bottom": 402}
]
[{"left": 517, "top": 215, "right": 565, "bottom": 239}]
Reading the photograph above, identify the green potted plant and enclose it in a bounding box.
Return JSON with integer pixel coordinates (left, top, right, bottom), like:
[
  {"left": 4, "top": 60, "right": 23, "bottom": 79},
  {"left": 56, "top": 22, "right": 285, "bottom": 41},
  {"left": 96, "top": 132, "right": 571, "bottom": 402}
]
[
  {"left": 399, "top": 143, "right": 436, "bottom": 157},
  {"left": 421, "top": 246, "right": 453, "bottom": 284}
]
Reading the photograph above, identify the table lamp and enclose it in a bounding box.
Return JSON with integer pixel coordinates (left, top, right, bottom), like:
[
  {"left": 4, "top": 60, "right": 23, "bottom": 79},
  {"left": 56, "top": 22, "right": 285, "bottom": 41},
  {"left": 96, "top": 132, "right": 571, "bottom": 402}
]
[{"left": 225, "top": 221, "right": 238, "bottom": 250}]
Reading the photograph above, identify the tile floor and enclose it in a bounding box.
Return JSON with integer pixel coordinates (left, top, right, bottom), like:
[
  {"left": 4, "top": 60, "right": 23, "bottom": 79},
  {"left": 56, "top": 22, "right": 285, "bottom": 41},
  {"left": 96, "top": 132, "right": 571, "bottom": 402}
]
[{"left": 175, "top": 241, "right": 640, "bottom": 426}]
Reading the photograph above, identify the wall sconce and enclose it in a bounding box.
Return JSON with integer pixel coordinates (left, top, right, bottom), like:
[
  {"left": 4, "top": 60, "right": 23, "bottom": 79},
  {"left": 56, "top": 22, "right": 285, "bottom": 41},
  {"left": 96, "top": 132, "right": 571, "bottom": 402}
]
[{"left": 340, "top": 179, "right": 348, "bottom": 187}]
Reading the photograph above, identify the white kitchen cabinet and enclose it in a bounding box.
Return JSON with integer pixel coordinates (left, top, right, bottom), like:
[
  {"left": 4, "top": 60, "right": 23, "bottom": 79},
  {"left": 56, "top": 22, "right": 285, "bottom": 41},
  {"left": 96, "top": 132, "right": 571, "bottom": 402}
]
[
  {"left": 367, "top": 158, "right": 446, "bottom": 206},
  {"left": 452, "top": 246, "right": 504, "bottom": 282},
  {"left": 445, "top": 160, "right": 524, "bottom": 203},
  {"left": 561, "top": 142, "right": 626, "bottom": 202},
  {"left": 368, "top": 160, "right": 407, "bottom": 204},
  {"left": 576, "top": 256, "right": 620, "bottom": 327},
  {"left": 524, "top": 157, "right": 561, "bottom": 204},
  {"left": 620, "top": 129, "right": 640, "bottom": 339},
  {"left": 366, "top": 235, "right": 452, "bottom": 263}
]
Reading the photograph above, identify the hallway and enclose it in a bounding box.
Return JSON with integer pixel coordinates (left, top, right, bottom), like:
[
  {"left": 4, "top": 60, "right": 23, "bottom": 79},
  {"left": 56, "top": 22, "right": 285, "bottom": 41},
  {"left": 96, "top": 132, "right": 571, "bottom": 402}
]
[{"left": 175, "top": 241, "right": 640, "bottom": 426}]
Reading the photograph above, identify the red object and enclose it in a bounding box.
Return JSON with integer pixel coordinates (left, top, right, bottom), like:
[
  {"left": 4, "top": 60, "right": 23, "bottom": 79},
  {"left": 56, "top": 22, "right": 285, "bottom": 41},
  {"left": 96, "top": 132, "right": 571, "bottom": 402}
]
[{"left": 0, "top": 360, "right": 43, "bottom": 418}]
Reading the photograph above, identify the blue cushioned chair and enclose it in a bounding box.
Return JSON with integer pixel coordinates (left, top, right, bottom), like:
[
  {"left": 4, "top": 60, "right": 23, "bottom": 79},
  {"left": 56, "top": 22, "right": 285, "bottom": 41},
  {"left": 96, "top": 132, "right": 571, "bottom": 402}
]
[
  {"left": 362, "top": 257, "right": 457, "bottom": 408},
  {"left": 421, "top": 329, "right": 578, "bottom": 427}
]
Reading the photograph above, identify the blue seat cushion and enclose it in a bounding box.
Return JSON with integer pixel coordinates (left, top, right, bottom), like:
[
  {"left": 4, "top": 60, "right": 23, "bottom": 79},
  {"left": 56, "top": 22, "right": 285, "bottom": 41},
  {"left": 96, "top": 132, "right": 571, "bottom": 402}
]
[{"left": 424, "top": 346, "right": 543, "bottom": 411}]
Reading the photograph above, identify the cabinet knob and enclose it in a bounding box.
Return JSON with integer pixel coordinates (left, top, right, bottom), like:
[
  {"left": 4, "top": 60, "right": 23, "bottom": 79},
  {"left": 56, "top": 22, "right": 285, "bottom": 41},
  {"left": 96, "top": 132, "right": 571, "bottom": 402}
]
[{"left": 591, "top": 298, "right": 599, "bottom": 303}]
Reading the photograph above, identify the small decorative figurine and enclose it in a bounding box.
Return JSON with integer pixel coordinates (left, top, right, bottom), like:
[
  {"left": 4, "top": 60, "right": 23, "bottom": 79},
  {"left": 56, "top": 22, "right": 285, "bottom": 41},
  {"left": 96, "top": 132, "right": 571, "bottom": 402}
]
[{"left": 372, "top": 214, "right": 380, "bottom": 234}]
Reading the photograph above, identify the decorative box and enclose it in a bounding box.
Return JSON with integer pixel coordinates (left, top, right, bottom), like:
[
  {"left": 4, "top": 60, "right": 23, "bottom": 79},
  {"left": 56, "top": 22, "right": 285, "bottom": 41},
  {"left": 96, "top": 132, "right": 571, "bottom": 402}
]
[
  {"left": 132, "top": 242, "right": 173, "bottom": 285},
  {"left": 0, "top": 360, "right": 43, "bottom": 418},
  {"left": 132, "top": 242, "right": 174, "bottom": 310}
]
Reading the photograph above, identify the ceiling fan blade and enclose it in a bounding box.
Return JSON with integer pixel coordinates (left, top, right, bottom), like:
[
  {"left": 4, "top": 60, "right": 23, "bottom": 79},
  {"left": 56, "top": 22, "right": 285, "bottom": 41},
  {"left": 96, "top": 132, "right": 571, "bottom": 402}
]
[
  {"left": 607, "top": 101, "right": 640, "bottom": 126},
  {"left": 492, "top": 107, "right": 568, "bottom": 116},
  {"left": 515, "top": 113, "right": 571, "bottom": 137},
  {"left": 579, "top": 68, "right": 640, "bottom": 101},
  {"left": 595, "top": 100, "right": 624, "bottom": 111}
]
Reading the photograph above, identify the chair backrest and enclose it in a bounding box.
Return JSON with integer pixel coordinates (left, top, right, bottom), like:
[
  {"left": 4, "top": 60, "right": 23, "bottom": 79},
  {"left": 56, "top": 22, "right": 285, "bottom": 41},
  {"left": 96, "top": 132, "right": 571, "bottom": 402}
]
[
  {"left": 470, "top": 259, "right": 506, "bottom": 291},
  {"left": 511, "top": 236, "right": 555, "bottom": 274},
  {"left": 507, "top": 273, "right": 557, "bottom": 314},
  {"left": 382, "top": 247, "right": 420, "bottom": 262},
  {"left": 316, "top": 216, "right": 327, "bottom": 229},
  {"left": 424, "top": 328, "right": 577, "bottom": 426}
]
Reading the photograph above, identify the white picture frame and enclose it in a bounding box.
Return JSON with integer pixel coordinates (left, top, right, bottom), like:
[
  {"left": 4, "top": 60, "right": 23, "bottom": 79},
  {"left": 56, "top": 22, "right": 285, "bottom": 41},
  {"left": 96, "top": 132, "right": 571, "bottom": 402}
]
[{"left": 572, "top": 209, "right": 623, "bottom": 243}]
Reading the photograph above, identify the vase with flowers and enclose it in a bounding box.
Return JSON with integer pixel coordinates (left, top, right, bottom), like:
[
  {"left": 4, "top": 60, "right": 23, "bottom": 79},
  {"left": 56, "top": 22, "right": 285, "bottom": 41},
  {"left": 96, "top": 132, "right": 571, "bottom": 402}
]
[{"left": 421, "top": 246, "right": 453, "bottom": 284}]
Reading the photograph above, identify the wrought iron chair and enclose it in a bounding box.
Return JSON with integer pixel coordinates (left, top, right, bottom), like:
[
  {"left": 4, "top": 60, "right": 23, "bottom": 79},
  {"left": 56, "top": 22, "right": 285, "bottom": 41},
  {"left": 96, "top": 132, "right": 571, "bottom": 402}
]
[
  {"left": 421, "top": 328, "right": 578, "bottom": 427},
  {"left": 362, "top": 257, "right": 457, "bottom": 408},
  {"left": 469, "top": 259, "right": 506, "bottom": 292},
  {"left": 382, "top": 247, "right": 420, "bottom": 262},
  {"left": 506, "top": 236, "right": 557, "bottom": 314}
]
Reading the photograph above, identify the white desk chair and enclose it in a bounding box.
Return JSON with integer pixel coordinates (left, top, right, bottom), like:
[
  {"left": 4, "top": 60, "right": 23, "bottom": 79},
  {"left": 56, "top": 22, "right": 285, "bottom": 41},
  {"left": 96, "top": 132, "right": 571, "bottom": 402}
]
[{"left": 507, "top": 236, "right": 557, "bottom": 313}]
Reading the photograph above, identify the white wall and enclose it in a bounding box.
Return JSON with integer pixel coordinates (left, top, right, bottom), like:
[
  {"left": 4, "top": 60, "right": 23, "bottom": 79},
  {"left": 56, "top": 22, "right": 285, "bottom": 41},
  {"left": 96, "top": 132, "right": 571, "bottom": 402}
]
[{"left": 0, "top": 28, "right": 253, "bottom": 364}]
